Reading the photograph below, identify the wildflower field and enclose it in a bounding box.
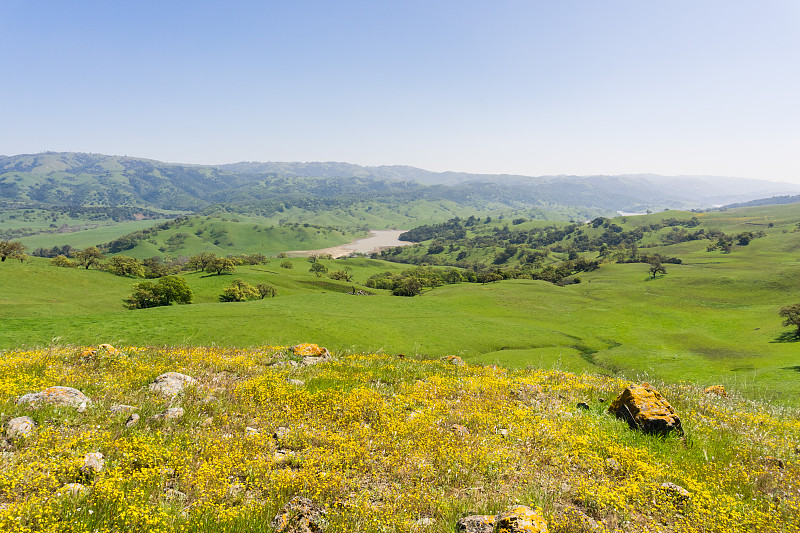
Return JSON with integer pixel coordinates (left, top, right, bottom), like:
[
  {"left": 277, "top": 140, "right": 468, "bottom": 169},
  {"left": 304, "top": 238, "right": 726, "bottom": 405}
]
[{"left": 1, "top": 344, "right": 798, "bottom": 532}]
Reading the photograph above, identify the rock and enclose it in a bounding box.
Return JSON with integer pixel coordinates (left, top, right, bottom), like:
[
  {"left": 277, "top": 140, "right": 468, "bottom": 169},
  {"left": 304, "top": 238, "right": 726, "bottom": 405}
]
[
  {"left": 511, "top": 384, "right": 543, "bottom": 403},
  {"left": 125, "top": 413, "right": 140, "bottom": 427},
  {"left": 554, "top": 506, "right": 600, "bottom": 532},
  {"left": 414, "top": 517, "right": 435, "bottom": 528},
  {"left": 109, "top": 404, "right": 137, "bottom": 413},
  {"left": 98, "top": 343, "right": 119, "bottom": 354},
  {"left": 301, "top": 356, "right": 329, "bottom": 367},
  {"left": 149, "top": 372, "right": 197, "bottom": 397},
  {"left": 273, "top": 449, "right": 294, "bottom": 467},
  {"left": 200, "top": 417, "right": 213, "bottom": 427},
  {"left": 497, "top": 428, "right": 509, "bottom": 438},
  {"left": 273, "top": 426, "right": 291, "bottom": 440},
  {"left": 442, "top": 355, "right": 465, "bottom": 366},
  {"left": 451, "top": 424, "right": 470, "bottom": 437},
  {"left": 17, "top": 386, "right": 92, "bottom": 411},
  {"left": 245, "top": 427, "right": 260, "bottom": 437},
  {"left": 660, "top": 482, "right": 691, "bottom": 503},
  {"left": 287, "top": 379, "right": 305, "bottom": 386},
  {"left": 608, "top": 383, "right": 682, "bottom": 436},
  {"left": 605, "top": 457, "right": 621, "bottom": 473},
  {"left": 164, "top": 488, "right": 187, "bottom": 502},
  {"left": 270, "top": 496, "right": 327, "bottom": 532},
  {"left": 762, "top": 456, "right": 786, "bottom": 469},
  {"left": 290, "top": 343, "right": 331, "bottom": 357},
  {"left": 82, "top": 452, "right": 105, "bottom": 473},
  {"left": 227, "top": 483, "right": 245, "bottom": 498},
  {"left": 60, "top": 483, "right": 89, "bottom": 496},
  {"left": 6, "top": 416, "right": 35, "bottom": 439},
  {"left": 455, "top": 514, "right": 496, "bottom": 532},
  {"left": 704, "top": 385, "right": 727, "bottom": 397},
  {"left": 494, "top": 505, "right": 548, "bottom": 532},
  {"left": 151, "top": 407, "right": 185, "bottom": 421},
  {"left": 576, "top": 402, "right": 590, "bottom": 410}
]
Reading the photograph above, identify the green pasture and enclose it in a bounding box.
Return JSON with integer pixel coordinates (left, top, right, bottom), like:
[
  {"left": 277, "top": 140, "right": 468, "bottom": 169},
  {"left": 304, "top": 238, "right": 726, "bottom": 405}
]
[{"left": 2, "top": 214, "right": 799, "bottom": 405}]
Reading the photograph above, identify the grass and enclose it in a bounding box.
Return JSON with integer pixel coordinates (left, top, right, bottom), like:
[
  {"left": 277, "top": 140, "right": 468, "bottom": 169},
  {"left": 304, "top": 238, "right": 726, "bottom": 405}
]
[{"left": 0, "top": 345, "right": 797, "bottom": 532}]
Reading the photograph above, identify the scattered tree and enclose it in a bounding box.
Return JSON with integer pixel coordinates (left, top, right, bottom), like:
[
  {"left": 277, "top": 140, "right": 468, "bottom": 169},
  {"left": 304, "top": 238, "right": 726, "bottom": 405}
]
[
  {"left": 125, "top": 275, "right": 193, "bottom": 309},
  {"left": 219, "top": 279, "right": 259, "bottom": 302},
  {"left": 51, "top": 254, "right": 77, "bottom": 268},
  {"left": 779, "top": 303, "right": 800, "bottom": 337},
  {"left": 310, "top": 262, "right": 328, "bottom": 277},
  {"left": 107, "top": 255, "right": 145, "bottom": 277},
  {"left": 256, "top": 283, "right": 277, "bottom": 298},
  {"left": 74, "top": 246, "right": 105, "bottom": 269},
  {"left": 649, "top": 261, "right": 667, "bottom": 279},
  {"left": 280, "top": 260, "right": 293, "bottom": 269},
  {"left": 0, "top": 240, "right": 26, "bottom": 262},
  {"left": 207, "top": 256, "right": 236, "bottom": 275}
]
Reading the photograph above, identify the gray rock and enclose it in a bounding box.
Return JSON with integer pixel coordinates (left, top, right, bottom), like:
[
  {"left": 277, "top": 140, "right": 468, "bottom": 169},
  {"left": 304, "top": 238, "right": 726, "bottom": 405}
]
[
  {"left": 125, "top": 413, "right": 140, "bottom": 427},
  {"left": 82, "top": 452, "right": 104, "bottom": 473},
  {"left": 287, "top": 379, "right": 305, "bottom": 386},
  {"left": 109, "top": 404, "right": 137, "bottom": 413},
  {"left": 149, "top": 372, "right": 197, "bottom": 397},
  {"left": 60, "top": 483, "right": 89, "bottom": 496},
  {"left": 151, "top": 407, "right": 185, "bottom": 421},
  {"left": 17, "top": 386, "right": 92, "bottom": 411},
  {"left": 270, "top": 496, "right": 327, "bottom": 532},
  {"left": 6, "top": 416, "right": 35, "bottom": 439},
  {"left": 455, "top": 515, "right": 496, "bottom": 532},
  {"left": 273, "top": 426, "right": 290, "bottom": 440},
  {"left": 164, "top": 488, "right": 187, "bottom": 502},
  {"left": 660, "top": 481, "right": 691, "bottom": 502}
]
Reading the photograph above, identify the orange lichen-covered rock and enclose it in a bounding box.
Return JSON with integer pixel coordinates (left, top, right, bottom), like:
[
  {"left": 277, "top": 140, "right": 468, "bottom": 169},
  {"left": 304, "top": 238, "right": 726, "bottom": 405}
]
[
  {"left": 290, "top": 343, "right": 330, "bottom": 357},
  {"left": 456, "top": 514, "right": 496, "bottom": 532},
  {"left": 98, "top": 343, "right": 119, "bottom": 354},
  {"left": 704, "top": 385, "right": 727, "bottom": 397},
  {"left": 494, "top": 505, "right": 549, "bottom": 532},
  {"left": 608, "top": 384, "right": 682, "bottom": 436},
  {"left": 443, "top": 355, "right": 465, "bottom": 366}
]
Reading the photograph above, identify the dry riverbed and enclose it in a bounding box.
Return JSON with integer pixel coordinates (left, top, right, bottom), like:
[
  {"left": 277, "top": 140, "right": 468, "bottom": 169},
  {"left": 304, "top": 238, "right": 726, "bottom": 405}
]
[{"left": 285, "top": 229, "right": 413, "bottom": 258}]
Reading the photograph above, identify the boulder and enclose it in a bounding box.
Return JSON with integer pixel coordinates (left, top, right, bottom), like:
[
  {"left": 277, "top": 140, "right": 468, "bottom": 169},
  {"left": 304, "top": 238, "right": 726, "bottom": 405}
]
[
  {"left": 60, "top": 483, "right": 89, "bottom": 497},
  {"left": 608, "top": 383, "right": 682, "bottom": 436},
  {"left": 149, "top": 372, "right": 197, "bottom": 397},
  {"left": 290, "top": 344, "right": 331, "bottom": 357},
  {"left": 109, "top": 404, "right": 137, "bottom": 413},
  {"left": 5, "top": 416, "right": 35, "bottom": 439},
  {"left": 494, "top": 505, "right": 548, "bottom": 532},
  {"left": 125, "top": 413, "right": 140, "bottom": 427},
  {"left": 17, "top": 386, "right": 92, "bottom": 411},
  {"left": 704, "top": 385, "right": 727, "bottom": 397},
  {"left": 443, "top": 355, "right": 465, "bottom": 366},
  {"left": 451, "top": 424, "right": 470, "bottom": 437},
  {"left": 456, "top": 514, "right": 496, "bottom": 532},
  {"left": 660, "top": 482, "right": 691, "bottom": 503},
  {"left": 270, "top": 496, "right": 327, "bottom": 532},
  {"left": 82, "top": 452, "right": 105, "bottom": 473}
]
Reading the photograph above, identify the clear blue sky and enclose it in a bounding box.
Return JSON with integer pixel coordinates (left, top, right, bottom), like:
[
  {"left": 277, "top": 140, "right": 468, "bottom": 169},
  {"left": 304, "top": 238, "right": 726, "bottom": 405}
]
[{"left": 2, "top": 1, "right": 799, "bottom": 182}]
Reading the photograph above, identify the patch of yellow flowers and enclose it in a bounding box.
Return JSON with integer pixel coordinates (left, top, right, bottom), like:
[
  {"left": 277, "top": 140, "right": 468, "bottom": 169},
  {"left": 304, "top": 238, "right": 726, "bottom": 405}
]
[{"left": 0, "top": 345, "right": 798, "bottom": 532}]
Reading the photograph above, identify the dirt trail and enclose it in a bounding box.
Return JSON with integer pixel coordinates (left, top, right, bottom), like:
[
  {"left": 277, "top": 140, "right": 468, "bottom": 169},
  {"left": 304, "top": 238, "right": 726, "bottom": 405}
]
[{"left": 285, "top": 230, "right": 413, "bottom": 258}]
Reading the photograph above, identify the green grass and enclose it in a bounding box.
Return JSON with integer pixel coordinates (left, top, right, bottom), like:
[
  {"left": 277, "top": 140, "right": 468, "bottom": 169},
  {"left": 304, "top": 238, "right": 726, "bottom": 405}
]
[{"left": 3, "top": 204, "right": 800, "bottom": 405}]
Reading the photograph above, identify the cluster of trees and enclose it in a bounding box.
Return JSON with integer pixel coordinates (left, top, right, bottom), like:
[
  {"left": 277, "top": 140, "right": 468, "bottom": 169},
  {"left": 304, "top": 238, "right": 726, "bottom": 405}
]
[
  {"left": 124, "top": 276, "right": 193, "bottom": 309},
  {"left": 219, "top": 279, "right": 277, "bottom": 302},
  {"left": 364, "top": 266, "right": 464, "bottom": 296}
]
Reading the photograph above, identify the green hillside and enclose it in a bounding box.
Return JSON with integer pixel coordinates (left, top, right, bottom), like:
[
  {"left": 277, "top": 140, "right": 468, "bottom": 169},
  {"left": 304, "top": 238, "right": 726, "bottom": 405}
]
[{"left": 2, "top": 203, "right": 800, "bottom": 406}]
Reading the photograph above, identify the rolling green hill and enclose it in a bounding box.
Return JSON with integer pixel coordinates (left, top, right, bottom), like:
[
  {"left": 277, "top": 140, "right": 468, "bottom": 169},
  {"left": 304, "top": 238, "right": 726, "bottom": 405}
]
[{"left": 2, "top": 203, "right": 800, "bottom": 406}]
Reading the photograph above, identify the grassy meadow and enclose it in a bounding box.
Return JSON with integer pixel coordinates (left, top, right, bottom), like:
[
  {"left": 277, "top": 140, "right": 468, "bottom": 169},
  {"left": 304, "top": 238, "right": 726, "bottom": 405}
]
[
  {"left": 0, "top": 345, "right": 797, "bottom": 532},
  {"left": 2, "top": 203, "right": 800, "bottom": 405}
]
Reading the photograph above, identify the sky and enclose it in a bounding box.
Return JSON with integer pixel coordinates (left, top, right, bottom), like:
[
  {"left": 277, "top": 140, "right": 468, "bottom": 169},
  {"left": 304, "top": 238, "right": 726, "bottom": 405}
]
[{"left": 1, "top": 1, "right": 799, "bottom": 182}]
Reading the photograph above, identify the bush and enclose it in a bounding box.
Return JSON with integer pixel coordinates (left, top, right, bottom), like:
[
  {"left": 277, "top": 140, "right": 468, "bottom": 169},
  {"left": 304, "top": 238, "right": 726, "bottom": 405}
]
[
  {"left": 125, "top": 276, "right": 192, "bottom": 309},
  {"left": 51, "top": 254, "right": 77, "bottom": 268},
  {"left": 280, "top": 261, "right": 293, "bottom": 269},
  {"left": 219, "top": 279, "right": 259, "bottom": 302}
]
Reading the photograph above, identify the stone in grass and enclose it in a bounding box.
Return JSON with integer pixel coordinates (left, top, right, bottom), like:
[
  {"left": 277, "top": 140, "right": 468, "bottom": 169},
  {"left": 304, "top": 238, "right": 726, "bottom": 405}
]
[
  {"left": 608, "top": 383, "right": 682, "bottom": 436},
  {"left": 17, "top": 386, "right": 92, "bottom": 411},
  {"left": 493, "top": 505, "right": 549, "bottom": 532},
  {"left": 59, "top": 483, "right": 89, "bottom": 497},
  {"left": 451, "top": 424, "right": 470, "bottom": 437},
  {"left": 290, "top": 343, "right": 331, "bottom": 357},
  {"left": 149, "top": 372, "right": 197, "bottom": 397},
  {"left": 704, "top": 385, "right": 728, "bottom": 397},
  {"left": 81, "top": 452, "right": 105, "bottom": 474},
  {"left": 109, "top": 404, "right": 137, "bottom": 413},
  {"left": 442, "top": 355, "right": 466, "bottom": 366},
  {"left": 125, "top": 413, "right": 140, "bottom": 427},
  {"left": 151, "top": 407, "right": 185, "bottom": 422},
  {"left": 553, "top": 506, "right": 600, "bottom": 532},
  {"left": 455, "top": 514, "right": 496, "bottom": 532},
  {"left": 5, "top": 416, "right": 35, "bottom": 439},
  {"left": 270, "top": 496, "right": 327, "bottom": 532},
  {"left": 287, "top": 379, "right": 305, "bottom": 386},
  {"left": 660, "top": 482, "right": 691, "bottom": 503}
]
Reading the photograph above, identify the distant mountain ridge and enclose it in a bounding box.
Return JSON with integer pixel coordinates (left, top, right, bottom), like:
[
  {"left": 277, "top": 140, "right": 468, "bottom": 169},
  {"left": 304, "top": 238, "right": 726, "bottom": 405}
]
[{"left": 1, "top": 152, "right": 798, "bottom": 215}]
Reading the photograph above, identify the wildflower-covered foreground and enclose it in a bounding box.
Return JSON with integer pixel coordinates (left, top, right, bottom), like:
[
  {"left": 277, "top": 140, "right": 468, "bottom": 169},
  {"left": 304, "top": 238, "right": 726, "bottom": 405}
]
[{"left": 1, "top": 345, "right": 798, "bottom": 532}]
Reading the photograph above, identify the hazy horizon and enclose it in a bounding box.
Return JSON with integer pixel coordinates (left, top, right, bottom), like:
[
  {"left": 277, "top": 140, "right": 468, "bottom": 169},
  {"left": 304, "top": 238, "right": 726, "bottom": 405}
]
[{"left": 2, "top": 1, "right": 799, "bottom": 183}]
